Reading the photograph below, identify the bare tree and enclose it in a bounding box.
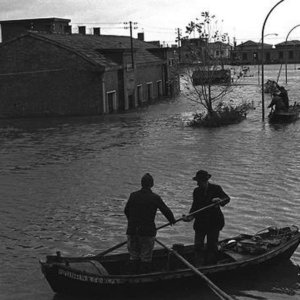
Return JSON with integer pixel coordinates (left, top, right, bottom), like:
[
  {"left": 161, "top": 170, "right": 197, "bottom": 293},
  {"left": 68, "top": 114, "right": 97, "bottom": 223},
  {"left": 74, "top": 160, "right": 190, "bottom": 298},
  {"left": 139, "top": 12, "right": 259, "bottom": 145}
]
[{"left": 181, "top": 12, "right": 236, "bottom": 119}]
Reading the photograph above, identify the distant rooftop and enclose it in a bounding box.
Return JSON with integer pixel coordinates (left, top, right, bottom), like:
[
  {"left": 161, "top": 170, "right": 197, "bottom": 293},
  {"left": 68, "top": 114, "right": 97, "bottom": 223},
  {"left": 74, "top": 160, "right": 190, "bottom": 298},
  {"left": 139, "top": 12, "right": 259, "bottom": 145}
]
[{"left": 0, "top": 17, "right": 71, "bottom": 24}]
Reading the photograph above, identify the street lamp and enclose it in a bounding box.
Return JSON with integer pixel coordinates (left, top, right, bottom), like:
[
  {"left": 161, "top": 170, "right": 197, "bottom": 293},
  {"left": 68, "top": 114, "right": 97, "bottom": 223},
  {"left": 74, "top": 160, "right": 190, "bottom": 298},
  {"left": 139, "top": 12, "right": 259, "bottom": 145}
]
[
  {"left": 257, "top": 33, "right": 278, "bottom": 84},
  {"left": 261, "top": 0, "right": 286, "bottom": 121},
  {"left": 285, "top": 24, "right": 300, "bottom": 84}
]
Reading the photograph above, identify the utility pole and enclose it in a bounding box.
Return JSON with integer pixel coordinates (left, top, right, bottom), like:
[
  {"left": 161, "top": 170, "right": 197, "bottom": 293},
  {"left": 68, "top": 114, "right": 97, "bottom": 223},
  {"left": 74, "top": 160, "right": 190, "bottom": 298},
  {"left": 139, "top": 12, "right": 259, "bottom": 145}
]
[
  {"left": 261, "top": 0, "right": 285, "bottom": 121},
  {"left": 175, "top": 28, "right": 182, "bottom": 61},
  {"left": 124, "top": 21, "right": 138, "bottom": 69},
  {"left": 175, "top": 28, "right": 182, "bottom": 48}
]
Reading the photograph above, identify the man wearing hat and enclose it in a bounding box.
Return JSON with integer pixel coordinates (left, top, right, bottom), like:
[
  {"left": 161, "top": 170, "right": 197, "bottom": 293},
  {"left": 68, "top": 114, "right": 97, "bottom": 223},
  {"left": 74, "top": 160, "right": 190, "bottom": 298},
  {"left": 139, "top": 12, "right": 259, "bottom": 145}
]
[
  {"left": 183, "top": 170, "right": 230, "bottom": 265},
  {"left": 124, "top": 173, "right": 176, "bottom": 273}
]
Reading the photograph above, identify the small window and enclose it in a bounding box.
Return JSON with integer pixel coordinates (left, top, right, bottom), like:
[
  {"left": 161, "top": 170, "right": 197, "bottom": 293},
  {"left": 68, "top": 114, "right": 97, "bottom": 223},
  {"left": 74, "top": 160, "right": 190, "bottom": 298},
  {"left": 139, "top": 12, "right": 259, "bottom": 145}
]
[
  {"left": 137, "top": 85, "right": 143, "bottom": 105},
  {"left": 157, "top": 80, "right": 162, "bottom": 98},
  {"left": 279, "top": 51, "right": 283, "bottom": 59},
  {"left": 106, "top": 91, "right": 117, "bottom": 113},
  {"left": 146, "top": 82, "right": 153, "bottom": 102}
]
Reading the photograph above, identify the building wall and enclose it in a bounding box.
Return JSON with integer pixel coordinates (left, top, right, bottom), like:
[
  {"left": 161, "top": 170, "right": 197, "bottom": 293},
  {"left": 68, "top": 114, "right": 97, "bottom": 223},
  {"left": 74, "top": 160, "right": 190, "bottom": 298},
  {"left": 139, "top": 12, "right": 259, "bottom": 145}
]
[
  {"left": 135, "top": 63, "right": 164, "bottom": 103},
  {"left": 0, "top": 36, "right": 105, "bottom": 117},
  {"left": 231, "top": 45, "right": 300, "bottom": 65},
  {"left": 0, "top": 19, "right": 70, "bottom": 43},
  {"left": 103, "top": 70, "right": 120, "bottom": 112}
]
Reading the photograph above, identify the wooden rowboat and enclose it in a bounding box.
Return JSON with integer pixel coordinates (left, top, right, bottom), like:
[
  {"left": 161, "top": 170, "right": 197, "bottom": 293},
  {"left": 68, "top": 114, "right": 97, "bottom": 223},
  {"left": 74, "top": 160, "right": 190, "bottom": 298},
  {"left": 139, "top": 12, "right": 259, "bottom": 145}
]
[
  {"left": 268, "top": 105, "right": 300, "bottom": 123},
  {"left": 40, "top": 225, "right": 300, "bottom": 297}
]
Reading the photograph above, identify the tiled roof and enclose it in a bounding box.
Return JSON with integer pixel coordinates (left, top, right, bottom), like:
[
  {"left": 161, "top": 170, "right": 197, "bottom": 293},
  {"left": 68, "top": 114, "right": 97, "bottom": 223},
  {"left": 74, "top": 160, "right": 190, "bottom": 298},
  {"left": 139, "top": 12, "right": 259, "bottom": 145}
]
[
  {"left": 29, "top": 32, "right": 162, "bottom": 70},
  {"left": 239, "top": 40, "right": 258, "bottom": 46},
  {"left": 236, "top": 40, "right": 272, "bottom": 48}
]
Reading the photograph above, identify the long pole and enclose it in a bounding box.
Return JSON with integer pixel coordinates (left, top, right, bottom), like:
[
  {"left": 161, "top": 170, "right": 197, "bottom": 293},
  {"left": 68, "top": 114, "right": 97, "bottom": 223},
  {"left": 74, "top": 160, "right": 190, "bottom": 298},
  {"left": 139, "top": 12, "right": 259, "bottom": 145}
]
[
  {"left": 261, "top": 0, "right": 286, "bottom": 121},
  {"left": 257, "top": 33, "right": 278, "bottom": 84},
  {"left": 129, "top": 21, "right": 134, "bottom": 69},
  {"left": 95, "top": 200, "right": 226, "bottom": 258},
  {"left": 285, "top": 24, "right": 300, "bottom": 84},
  {"left": 155, "top": 238, "right": 234, "bottom": 300}
]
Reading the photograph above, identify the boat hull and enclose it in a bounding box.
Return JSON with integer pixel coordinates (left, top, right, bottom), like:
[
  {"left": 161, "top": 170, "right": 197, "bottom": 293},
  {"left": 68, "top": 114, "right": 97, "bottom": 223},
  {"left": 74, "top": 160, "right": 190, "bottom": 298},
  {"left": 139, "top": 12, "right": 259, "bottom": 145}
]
[
  {"left": 40, "top": 227, "right": 300, "bottom": 296},
  {"left": 268, "top": 107, "right": 300, "bottom": 123}
]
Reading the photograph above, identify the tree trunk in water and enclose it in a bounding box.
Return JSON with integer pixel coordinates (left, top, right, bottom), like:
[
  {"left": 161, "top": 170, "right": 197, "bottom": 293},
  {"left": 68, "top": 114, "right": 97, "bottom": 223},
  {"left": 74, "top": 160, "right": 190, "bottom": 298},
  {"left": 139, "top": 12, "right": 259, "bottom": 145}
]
[{"left": 207, "top": 85, "right": 214, "bottom": 116}]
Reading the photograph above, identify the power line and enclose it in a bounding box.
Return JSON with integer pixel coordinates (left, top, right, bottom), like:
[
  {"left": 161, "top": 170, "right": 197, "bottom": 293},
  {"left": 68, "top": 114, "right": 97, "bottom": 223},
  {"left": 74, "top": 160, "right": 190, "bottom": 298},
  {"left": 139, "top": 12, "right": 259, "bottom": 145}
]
[{"left": 71, "top": 22, "right": 123, "bottom": 25}]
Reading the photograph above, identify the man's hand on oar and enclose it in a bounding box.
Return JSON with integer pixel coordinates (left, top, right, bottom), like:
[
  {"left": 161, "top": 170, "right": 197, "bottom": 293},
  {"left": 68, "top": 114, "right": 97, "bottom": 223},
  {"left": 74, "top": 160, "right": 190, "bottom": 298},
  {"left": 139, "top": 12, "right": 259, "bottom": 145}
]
[
  {"left": 182, "top": 214, "right": 194, "bottom": 222},
  {"left": 182, "top": 198, "right": 227, "bottom": 222}
]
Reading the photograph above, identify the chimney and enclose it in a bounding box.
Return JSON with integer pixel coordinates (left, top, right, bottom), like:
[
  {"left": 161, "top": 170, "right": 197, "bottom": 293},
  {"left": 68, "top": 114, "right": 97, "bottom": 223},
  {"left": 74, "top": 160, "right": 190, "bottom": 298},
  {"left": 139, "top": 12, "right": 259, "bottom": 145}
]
[
  {"left": 78, "top": 26, "right": 86, "bottom": 35},
  {"left": 137, "top": 32, "right": 144, "bottom": 41},
  {"left": 93, "top": 27, "right": 101, "bottom": 35},
  {"left": 65, "top": 25, "right": 72, "bottom": 34}
]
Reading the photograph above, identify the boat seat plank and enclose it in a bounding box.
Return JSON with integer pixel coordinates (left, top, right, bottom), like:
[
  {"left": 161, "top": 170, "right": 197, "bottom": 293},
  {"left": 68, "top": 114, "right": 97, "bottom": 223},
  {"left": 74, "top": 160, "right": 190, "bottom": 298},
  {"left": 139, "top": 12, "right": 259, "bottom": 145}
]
[{"left": 225, "top": 250, "right": 254, "bottom": 261}]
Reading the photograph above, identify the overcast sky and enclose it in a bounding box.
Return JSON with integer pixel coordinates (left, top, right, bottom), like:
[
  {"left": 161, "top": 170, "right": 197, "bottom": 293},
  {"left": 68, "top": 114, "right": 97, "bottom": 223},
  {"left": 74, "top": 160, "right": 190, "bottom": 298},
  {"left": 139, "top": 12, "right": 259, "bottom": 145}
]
[{"left": 0, "top": 0, "right": 300, "bottom": 46}]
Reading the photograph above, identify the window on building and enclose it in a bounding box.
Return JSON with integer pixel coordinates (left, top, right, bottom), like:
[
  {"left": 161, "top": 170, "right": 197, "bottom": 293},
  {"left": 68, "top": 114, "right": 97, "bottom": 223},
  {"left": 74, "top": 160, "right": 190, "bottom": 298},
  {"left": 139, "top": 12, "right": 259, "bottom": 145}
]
[
  {"left": 289, "top": 51, "right": 294, "bottom": 59},
  {"left": 137, "top": 84, "right": 143, "bottom": 105},
  {"left": 266, "top": 52, "right": 271, "bottom": 62},
  {"left": 106, "top": 91, "right": 116, "bottom": 113},
  {"left": 279, "top": 51, "right": 283, "bottom": 59},
  {"left": 128, "top": 94, "right": 135, "bottom": 109},
  {"left": 157, "top": 80, "right": 162, "bottom": 98},
  {"left": 242, "top": 53, "right": 247, "bottom": 61},
  {"left": 146, "top": 82, "right": 153, "bottom": 102},
  {"left": 126, "top": 64, "right": 134, "bottom": 72}
]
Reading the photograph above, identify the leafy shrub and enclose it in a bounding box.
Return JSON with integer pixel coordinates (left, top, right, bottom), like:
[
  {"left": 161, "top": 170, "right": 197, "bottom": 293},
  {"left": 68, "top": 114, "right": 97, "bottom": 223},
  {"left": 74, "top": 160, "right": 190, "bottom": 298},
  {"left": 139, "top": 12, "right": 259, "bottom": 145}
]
[{"left": 188, "top": 102, "right": 252, "bottom": 127}]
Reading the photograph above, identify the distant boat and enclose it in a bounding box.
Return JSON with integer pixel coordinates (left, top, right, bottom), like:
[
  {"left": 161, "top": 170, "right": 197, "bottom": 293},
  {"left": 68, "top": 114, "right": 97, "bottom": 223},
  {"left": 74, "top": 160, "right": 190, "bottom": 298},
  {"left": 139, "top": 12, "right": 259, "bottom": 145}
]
[
  {"left": 40, "top": 225, "right": 300, "bottom": 297},
  {"left": 268, "top": 104, "right": 300, "bottom": 123},
  {"left": 192, "top": 69, "right": 231, "bottom": 85}
]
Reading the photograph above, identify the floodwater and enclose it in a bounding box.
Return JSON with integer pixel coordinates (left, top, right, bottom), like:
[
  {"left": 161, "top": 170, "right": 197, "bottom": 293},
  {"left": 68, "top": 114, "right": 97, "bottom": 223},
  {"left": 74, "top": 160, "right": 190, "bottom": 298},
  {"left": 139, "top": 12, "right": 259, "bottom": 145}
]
[{"left": 0, "top": 65, "right": 299, "bottom": 300}]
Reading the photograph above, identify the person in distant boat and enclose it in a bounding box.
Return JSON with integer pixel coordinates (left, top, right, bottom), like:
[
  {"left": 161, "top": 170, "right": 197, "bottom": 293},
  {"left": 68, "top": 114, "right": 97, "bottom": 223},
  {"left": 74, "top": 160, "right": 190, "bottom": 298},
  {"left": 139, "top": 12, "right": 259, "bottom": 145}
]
[
  {"left": 124, "top": 173, "right": 176, "bottom": 274},
  {"left": 183, "top": 170, "right": 230, "bottom": 265},
  {"left": 278, "top": 86, "right": 289, "bottom": 110},
  {"left": 268, "top": 93, "right": 287, "bottom": 112}
]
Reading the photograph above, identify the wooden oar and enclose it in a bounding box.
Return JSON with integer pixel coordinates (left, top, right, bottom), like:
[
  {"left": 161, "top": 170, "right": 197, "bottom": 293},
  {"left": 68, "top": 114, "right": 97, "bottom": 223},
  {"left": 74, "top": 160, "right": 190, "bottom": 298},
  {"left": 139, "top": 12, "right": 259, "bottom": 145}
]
[
  {"left": 155, "top": 238, "right": 234, "bottom": 300},
  {"left": 157, "top": 199, "right": 228, "bottom": 230},
  {"left": 95, "top": 199, "right": 226, "bottom": 258},
  {"left": 95, "top": 241, "right": 127, "bottom": 258}
]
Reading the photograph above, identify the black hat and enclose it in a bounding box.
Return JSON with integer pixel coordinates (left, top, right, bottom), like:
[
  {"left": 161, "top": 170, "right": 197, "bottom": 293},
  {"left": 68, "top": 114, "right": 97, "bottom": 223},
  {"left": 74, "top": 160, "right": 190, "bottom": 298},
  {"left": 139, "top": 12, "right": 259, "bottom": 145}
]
[{"left": 193, "top": 170, "right": 211, "bottom": 181}]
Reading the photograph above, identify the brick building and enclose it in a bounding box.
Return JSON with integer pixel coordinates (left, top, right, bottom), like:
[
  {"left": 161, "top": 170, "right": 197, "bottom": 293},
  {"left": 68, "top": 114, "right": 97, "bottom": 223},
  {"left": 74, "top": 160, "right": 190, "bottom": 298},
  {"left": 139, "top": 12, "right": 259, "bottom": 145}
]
[{"left": 0, "top": 18, "right": 179, "bottom": 118}]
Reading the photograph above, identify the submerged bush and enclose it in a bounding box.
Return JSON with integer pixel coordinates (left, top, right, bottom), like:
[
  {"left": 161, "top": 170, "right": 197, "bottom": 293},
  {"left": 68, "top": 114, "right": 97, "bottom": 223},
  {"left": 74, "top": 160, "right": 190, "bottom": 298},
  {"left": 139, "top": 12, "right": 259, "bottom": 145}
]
[{"left": 188, "top": 102, "right": 252, "bottom": 127}]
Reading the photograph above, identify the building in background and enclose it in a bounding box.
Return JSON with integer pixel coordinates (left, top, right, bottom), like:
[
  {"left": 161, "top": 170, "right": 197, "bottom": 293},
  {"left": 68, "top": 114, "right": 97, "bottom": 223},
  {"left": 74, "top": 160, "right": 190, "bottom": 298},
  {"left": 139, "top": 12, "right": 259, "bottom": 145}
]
[
  {"left": 0, "top": 17, "right": 71, "bottom": 43},
  {"left": 0, "top": 18, "right": 179, "bottom": 118},
  {"left": 230, "top": 40, "right": 300, "bottom": 65}
]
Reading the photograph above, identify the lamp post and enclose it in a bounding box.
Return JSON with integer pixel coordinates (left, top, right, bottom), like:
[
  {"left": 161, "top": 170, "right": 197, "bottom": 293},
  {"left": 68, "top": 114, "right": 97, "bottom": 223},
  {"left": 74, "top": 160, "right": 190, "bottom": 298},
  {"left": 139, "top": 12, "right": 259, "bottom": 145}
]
[
  {"left": 285, "top": 24, "right": 300, "bottom": 84},
  {"left": 257, "top": 33, "right": 278, "bottom": 84},
  {"left": 261, "top": 0, "right": 286, "bottom": 121}
]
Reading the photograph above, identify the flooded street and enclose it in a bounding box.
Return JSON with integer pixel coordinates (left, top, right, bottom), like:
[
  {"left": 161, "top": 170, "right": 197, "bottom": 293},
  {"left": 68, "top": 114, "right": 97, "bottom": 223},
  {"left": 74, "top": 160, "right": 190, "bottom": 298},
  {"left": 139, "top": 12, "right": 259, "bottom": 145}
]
[{"left": 0, "top": 65, "right": 299, "bottom": 300}]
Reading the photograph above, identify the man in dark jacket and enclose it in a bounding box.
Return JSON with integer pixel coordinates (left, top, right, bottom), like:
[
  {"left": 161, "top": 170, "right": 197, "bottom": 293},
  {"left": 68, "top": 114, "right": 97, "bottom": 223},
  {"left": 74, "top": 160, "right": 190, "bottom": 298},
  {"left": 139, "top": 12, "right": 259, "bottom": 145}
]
[
  {"left": 124, "top": 173, "right": 176, "bottom": 273},
  {"left": 183, "top": 170, "right": 230, "bottom": 265},
  {"left": 278, "top": 86, "right": 289, "bottom": 110}
]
